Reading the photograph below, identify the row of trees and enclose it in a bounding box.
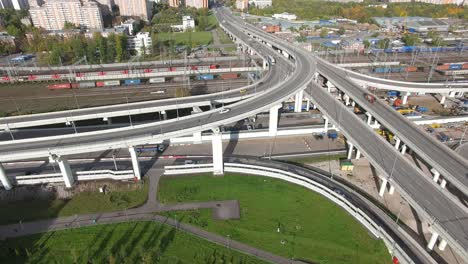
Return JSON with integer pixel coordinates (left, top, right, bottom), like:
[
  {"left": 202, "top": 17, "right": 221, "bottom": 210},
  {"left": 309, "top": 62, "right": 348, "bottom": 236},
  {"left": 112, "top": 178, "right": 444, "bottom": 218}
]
[
  {"left": 248, "top": 1, "right": 467, "bottom": 23},
  {"left": 28, "top": 31, "right": 129, "bottom": 65}
]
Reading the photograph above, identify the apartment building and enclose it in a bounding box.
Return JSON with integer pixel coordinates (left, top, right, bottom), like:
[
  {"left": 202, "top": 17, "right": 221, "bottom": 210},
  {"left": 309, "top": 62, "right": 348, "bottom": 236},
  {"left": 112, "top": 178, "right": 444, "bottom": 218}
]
[
  {"left": 113, "top": 0, "right": 152, "bottom": 21},
  {"left": 29, "top": 0, "right": 104, "bottom": 30},
  {"left": 185, "top": 0, "right": 208, "bottom": 9}
]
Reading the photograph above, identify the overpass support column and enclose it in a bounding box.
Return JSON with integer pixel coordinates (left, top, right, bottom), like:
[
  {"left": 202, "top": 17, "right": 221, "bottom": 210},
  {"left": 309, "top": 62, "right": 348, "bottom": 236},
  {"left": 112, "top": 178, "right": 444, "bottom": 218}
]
[
  {"left": 427, "top": 232, "right": 439, "bottom": 250},
  {"left": 193, "top": 131, "right": 202, "bottom": 144},
  {"left": 355, "top": 149, "right": 361, "bottom": 160},
  {"left": 344, "top": 95, "right": 350, "bottom": 106},
  {"left": 366, "top": 113, "right": 372, "bottom": 126},
  {"left": 129, "top": 147, "right": 141, "bottom": 180},
  {"left": 323, "top": 116, "right": 329, "bottom": 132},
  {"left": 431, "top": 169, "right": 440, "bottom": 183},
  {"left": 440, "top": 95, "right": 446, "bottom": 105},
  {"left": 294, "top": 90, "right": 304, "bottom": 112},
  {"left": 388, "top": 185, "right": 395, "bottom": 195},
  {"left": 347, "top": 142, "right": 354, "bottom": 160},
  {"left": 269, "top": 104, "right": 282, "bottom": 137},
  {"left": 440, "top": 178, "right": 447, "bottom": 189},
  {"left": 103, "top": 117, "right": 112, "bottom": 125},
  {"left": 400, "top": 144, "right": 407, "bottom": 155},
  {"left": 262, "top": 59, "right": 267, "bottom": 70},
  {"left": 402, "top": 92, "right": 410, "bottom": 105},
  {"left": 0, "top": 164, "right": 12, "bottom": 190},
  {"left": 305, "top": 99, "right": 310, "bottom": 111},
  {"left": 438, "top": 239, "right": 448, "bottom": 251},
  {"left": 50, "top": 155, "right": 74, "bottom": 188},
  {"left": 449, "top": 91, "right": 456, "bottom": 97},
  {"left": 379, "top": 178, "right": 388, "bottom": 197},
  {"left": 212, "top": 129, "right": 224, "bottom": 175},
  {"left": 161, "top": 110, "right": 167, "bottom": 120},
  {"left": 394, "top": 137, "right": 401, "bottom": 150}
]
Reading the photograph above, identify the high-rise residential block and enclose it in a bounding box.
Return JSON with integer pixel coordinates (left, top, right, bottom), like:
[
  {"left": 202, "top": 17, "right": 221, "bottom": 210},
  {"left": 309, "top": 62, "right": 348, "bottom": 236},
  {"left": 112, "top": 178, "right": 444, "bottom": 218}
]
[
  {"left": 114, "top": 0, "right": 152, "bottom": 21},
  {"left": 185, "top": 0, "right": 207, "bottom": 9},
  {"left": 29, "top": 0, "right": 104, "bottom": 30}
]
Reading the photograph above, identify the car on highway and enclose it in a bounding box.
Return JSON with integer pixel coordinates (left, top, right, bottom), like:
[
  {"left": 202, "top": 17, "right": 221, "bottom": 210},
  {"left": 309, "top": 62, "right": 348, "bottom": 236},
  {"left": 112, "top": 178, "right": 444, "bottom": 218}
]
[
  {"left": 364, "top": 93, "right": 376, "bottom": 104},
  {"left": 219, "top": 108, "right": 230, "bottom": 114},
  {"left": 240, "top": 89, "right": 247, "bottom": 94}
]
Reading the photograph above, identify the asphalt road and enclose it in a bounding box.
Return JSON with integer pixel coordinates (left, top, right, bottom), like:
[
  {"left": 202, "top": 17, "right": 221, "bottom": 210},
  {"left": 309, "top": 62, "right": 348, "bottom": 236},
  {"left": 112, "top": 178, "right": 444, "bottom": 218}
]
[
  {"left": 0, "top": 8, "right": 313, "bottom": 161},
  {"left": 317, "top": 60, "right": 468, "bottom": 196}
]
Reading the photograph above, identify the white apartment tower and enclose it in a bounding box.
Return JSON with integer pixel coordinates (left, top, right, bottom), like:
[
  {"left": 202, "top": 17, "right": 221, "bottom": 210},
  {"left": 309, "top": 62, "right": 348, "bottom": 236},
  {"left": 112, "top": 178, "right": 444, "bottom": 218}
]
[
  {"left": 29, "top": 0, "right": 104, "bottom": 30},
  {"left": 114, "top": 0, "right": 152, "bottom": 21}
]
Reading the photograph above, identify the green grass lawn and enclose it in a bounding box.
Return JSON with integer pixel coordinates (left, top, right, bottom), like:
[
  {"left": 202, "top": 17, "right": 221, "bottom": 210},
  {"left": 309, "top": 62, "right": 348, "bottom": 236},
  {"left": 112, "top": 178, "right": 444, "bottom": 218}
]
[
  {"left": 217, "top": 27, "right": 234, "bottom": 44},
  {"left": 282, "top": 153, "right": 347, "bottom": 165},
  {"left": 0, "top": 180, "right": 148, "bottom": 225},
  {"left": 158, "top": 173, "right": 391, "bottom": 264},
  {"left": 0, "top": 221, "right": 268, "bottom": 264},
  {"left": 156, "top": 31, "right": 213, "bottom": 47}
]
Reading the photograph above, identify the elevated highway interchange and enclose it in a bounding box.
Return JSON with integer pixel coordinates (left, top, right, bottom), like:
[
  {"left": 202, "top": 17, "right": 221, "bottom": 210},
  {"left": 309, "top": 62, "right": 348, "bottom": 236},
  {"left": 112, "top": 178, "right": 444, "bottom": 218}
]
[{"left": 0, "top": 6, "right": 467, "bottom": 261}]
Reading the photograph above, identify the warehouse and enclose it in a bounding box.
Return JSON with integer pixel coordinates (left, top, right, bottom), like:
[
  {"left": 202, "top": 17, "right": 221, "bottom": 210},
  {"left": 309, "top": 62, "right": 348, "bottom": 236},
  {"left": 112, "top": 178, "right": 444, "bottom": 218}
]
[{"left": 407, "top": 19, "right": 449, "bottom": 33}]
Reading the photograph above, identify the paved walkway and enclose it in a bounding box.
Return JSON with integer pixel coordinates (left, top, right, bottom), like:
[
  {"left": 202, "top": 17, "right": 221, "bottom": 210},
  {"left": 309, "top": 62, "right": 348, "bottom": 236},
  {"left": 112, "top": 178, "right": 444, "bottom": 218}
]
[{"left": 0, "top": 167, "right": 298, "bottom": 264}]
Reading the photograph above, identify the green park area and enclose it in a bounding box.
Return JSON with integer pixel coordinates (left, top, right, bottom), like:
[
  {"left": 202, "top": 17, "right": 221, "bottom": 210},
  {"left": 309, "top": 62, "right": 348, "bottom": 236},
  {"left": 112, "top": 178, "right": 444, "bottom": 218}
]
[
  {"left": 158, "top": 173, "right": 391, "bottom": 264},
  {"left": 0, "top": 180, "right": 148, "bottom": 225},
  {"left": 156, "top": 31, "right": 213, "bottom": 47},
  {"left": 0, "top": 221, "right": 267, "bottom": 264}
]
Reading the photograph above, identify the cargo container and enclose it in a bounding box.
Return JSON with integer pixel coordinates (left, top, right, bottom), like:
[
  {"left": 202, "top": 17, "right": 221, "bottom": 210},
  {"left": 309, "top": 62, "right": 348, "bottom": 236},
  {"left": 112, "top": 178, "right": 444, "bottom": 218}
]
[
  {"left": 393, "top": 98, "right": 402, "bottom": 107},
  {"left": 124, "top": 79, "right": 141, "bottom": 85},
  {"left": 220, "top": 73, "right": 239, "bottom": 80},
  {"left": 79, "top": 81, "right": 96, "bottom": 88},
  {"left": 143, "top": 69, "right": 153, "bottom": 73},
  {"left": 462, "top": 63, "right": 468, "bottom": 69},
  {"left": 449, "top": 64, "right": 462, "bottom": 70},
  {"left": 96, "top": 81, "right": 105, "bottom": 87},
  {"left": 436, "top": 65, "right": 450, "bottom": 71},
  {"left": 71, "top": 83, "right": 79, "bottom": 89},
  {"left": 405, "top": 66, "right": 418, "bottom": 72},
  {"left": 169, "top": 67, "right": 176, "bottom": 71},
  {"left": 416, "top": 106, "right": 428, "bottom": 113},
  {"left": 387, "top": 91, "right": 400, "bottom": 97},
  {"left": 149, "top": 77, "right": 165, "bottom": 83},
  {"left": 209, "top": 64, "right": 218, "bottom": 69},
  {"left": 104, "top": 80, "right": 120, "bottom": 86},
  {"left": 328, "top": 131, "right": 338, "bottom": 139},
  {"left": 197, "top": 74, "right": 214, "bottom": 81},
  {"left": 48, "top": 83, "right": 71, "bottom": 90},
  {"left": 438, "top": 132, "right": 448, "bottom": 142}
]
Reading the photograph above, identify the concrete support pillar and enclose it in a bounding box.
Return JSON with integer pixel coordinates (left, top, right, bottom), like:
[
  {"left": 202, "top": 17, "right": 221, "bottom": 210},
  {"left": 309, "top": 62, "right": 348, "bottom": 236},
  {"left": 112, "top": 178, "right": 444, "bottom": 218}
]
[
  {"left": 313, "top": 72, "right": 319, "bottom": 82},
  {"left": 103, "top": 117, "right": 112, "bottom": 125},
  {"left": 294, "top": 90, "right": 304, "bottom": 113},
  {"left": 351, "top": 101, "right": 356, "bottom": 107},
  {"left": 388, "top": 185, "right": 395, "bottom": 195},
  {"left": 323, "top": 116, "right": 329, "bottom": 132},
  {"left": 262, "top": 59, "right": 267, "bottom": 70},
  {"left": 394, "top": 137, "right": 401, "bottom": 150},
  {"left": 438, "top": 239, "right": 448, "bottom": 251},
  {"left": 345, "top": 96, "right": 350, "bottom": 106},
  {"left": 193, "top": 131, "right": 202, "bottom": 144},
  {"left": 161, "top": 110, "right": 167, "bottom": 120},
  {"left": 440, "top": 179, "right": 447, "bottom": 189},
  {"left": 379, "top": 178, "right": 388, "bottom": 197},
  {"left": 347, "top": 142, "right": 354, "bottom": 160},
  {"left": 129, "top": 146, "right": 141, "bottom": 180},
  {"left": 440, "top": 95, "right": 446, "bottom": 105},
  {"left": 0, "top": 163, "right": 12, "bottom": 190},
  {"left": 431, "top": 169, "right": 440, "bottom": 183},
  {"left": 401, "top": 144, "right": 407, "bottom": 155},
  {"left": 212, "top": 130, "right": 224, "bottom": 175},
  {"left": 427, "top": 232, "right": 439, "bottom": 250},
  {"left": 366, "top": 113, "right": 372, "bottom": 126},
  {"left": 305, "top": 99, "right": 310, "bottom": 111},
  {"left": 355, "top": 149, "right": 361, "bottom": 160},
  {"left": 402, "top": 92, "right": 410, "bottom": 105},
  {"left": 56, "top": 157, "right": 74, "bottom": 188},
  {"left": 313, "top": 104, "right": 317, "bottom": 110},
  {"left": 269, "top": 104, "right": 281, "bottom": 137},
  {"left": 448, "top": 91, "right": 456, "bottom": 97},
  {"left": 374, "top": 119, "right": 379, "bottom": 126}
]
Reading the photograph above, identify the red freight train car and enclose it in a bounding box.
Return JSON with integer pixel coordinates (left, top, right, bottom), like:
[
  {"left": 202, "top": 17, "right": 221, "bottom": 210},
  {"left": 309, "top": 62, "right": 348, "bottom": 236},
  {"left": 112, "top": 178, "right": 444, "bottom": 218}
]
[{"left": 48, "top": 83, "right": 72, "bottom": 90}]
